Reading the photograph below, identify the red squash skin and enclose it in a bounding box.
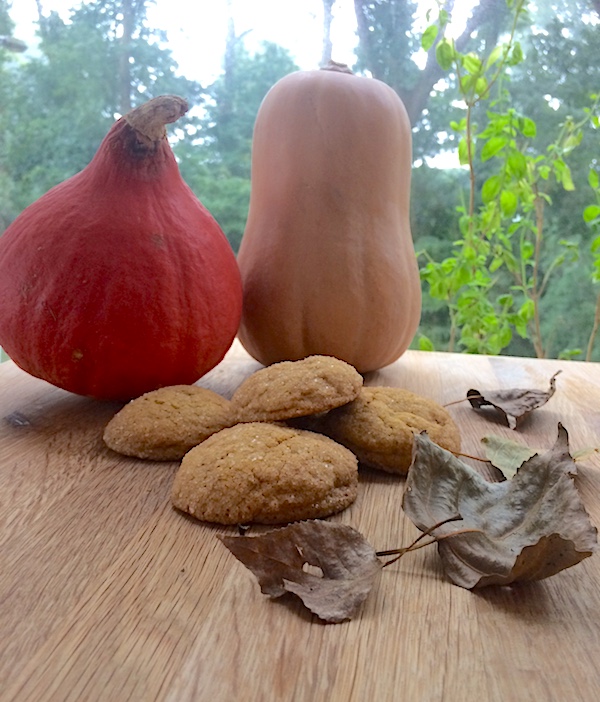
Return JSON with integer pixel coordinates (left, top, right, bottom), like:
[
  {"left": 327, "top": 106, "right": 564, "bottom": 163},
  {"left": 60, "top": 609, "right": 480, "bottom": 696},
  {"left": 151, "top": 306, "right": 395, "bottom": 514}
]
[{"left": 0, "top": 108, "right": 242, "bottom": 400}]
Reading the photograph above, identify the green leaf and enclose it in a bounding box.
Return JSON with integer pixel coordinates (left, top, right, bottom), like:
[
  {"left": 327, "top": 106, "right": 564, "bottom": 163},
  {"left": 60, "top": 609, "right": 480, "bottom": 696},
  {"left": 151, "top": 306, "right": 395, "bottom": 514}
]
[
  {"left": 560, "top": 163, "right": 575, "bottom": 191},
  {"left": 521, "top": 239, "right": 535, "bottom": 260},
  {"left": 485, "top": 45, "right": 504, "bottom": 70},
  {"left": 584, "top": 205, "right": 600, "bottom": 223},
  {"left": 497, "top": 325, "right": 513, "bottom": 349},
  {"left": 481, "top": 136, "right": 507, "bottom": 161},
  {"left": 519, "top": 298, "right": 535, "bottom": 320},
  {"left": 563, "top": 131, "right": 583, "bottom": 152},
  {"left": 475, "top": 77, "right": 488, "bottom": 97},
  {"left": 458, "top": 137, "right": 471, "bottom": 165},
  {"left": 538, "top": 165, "right": 551, "bottom": 180},
  {"left": 588, "top": 169, "right": 599, "bottom": 190},
  {"left": 513, "top": 317, "right": 529, "bottom": 338},
  {"left": 507, "top": 151, "right": 527, "bottom": 178},
  {"left": 482, "top": 175, "right": 502, "bottom": 203},
  {"left": 421, "top": 24, "right": 439, "bottom": 52},
  {"left": 460, "top": 74, "right": 476, "bottom": 94},
  {"left": 520, "top": 117, "right": 537, "bottom": 138},
  {"left": 418, "top": 335, "right": 435, "bottom": 351},
  {"left": 559, "top": 239, "right": 580, "bottom": 262},
  {"left": 462, "top": 53, "right": 483, "bottom": 75},
  {"left": 559, "top": 349, "right": 583, "bottom": 361},
  {"left": 500, "top": 190, "right": 518, "bottom": 218},
  {"left": 454, "top": 264, "right": 474, "bottom": 287},
  {"left": 510, "top": 41, "right": 524, "bottom": 65},
  {"left": 489, "top": 256, "right": 504, "bottom": 273},
  {"left": 436, "top": 39, "right": 455, "bottom": 71}
]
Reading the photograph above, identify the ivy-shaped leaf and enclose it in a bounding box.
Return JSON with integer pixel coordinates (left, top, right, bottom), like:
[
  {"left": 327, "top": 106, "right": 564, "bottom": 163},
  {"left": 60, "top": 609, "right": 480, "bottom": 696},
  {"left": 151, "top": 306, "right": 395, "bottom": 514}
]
[{"left": 403, "top": 428, "right": 597, "bottom": 589}]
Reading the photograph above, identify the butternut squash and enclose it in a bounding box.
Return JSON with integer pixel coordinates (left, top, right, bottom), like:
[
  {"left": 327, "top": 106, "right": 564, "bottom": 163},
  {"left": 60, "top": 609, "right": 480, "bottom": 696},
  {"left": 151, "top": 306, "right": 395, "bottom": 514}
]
[{"left": 236, "top": 62, "right": 421, "bottom": 373}]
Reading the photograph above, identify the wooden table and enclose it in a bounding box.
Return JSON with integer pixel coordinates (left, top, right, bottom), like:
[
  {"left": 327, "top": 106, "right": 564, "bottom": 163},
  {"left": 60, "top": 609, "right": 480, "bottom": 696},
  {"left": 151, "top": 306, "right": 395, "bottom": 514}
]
[{"left": 2, "top": 341, "right": 600, "bottom": 701}]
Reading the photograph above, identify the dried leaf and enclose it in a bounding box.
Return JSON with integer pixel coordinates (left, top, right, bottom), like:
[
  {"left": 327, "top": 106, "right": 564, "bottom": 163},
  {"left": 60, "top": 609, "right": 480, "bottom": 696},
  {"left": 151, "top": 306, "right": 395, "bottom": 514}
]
[
  {"left": 467, "top": 370, "right": 561, "bottom": 429},
  {"left": 481, "top": 435, "right": 539, "bottom": 479},
  {"left": 482, "top": 427, "right": 577, "bottom": 480},
  {"left": 403, "top": 426, "right": 597, "bottom": 589},
  {"left": 220, "top": 520, "right": 382, "bottom": 623}
]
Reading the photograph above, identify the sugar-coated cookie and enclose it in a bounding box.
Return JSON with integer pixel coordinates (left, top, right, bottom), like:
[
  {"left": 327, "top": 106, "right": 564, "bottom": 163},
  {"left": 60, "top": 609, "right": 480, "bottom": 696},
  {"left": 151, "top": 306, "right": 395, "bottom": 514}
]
[
  {"left": 171, "top": 422, "right": 358, "bottom": 524},
  {"left": 230, "top": 355, "right": 363, "bottom": 423},
  {"left": 103, "top": 385, "right": 232, "bottom": 460},
  {"left": 320, "top": 386, "right": 461, "bottom": 474}
]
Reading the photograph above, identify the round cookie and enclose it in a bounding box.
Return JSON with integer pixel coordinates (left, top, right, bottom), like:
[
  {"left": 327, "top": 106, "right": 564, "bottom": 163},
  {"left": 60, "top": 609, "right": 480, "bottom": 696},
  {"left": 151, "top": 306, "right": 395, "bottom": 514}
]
[
  {"left": 103, "top": 385, "right": 233, "bottom": 460},
  {"left": 230, "top": 355, "right": 363, "bottom": 423},
  {"left": 320, "top": 386, "right": 461, "bottom": 474},
  {"left": 171, "top": 422, "right": 358, "bottom": 525}
]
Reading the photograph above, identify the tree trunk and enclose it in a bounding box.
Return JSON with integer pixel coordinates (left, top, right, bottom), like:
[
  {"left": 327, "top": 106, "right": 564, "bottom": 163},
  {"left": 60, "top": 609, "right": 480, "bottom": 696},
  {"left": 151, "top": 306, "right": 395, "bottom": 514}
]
[
  {"left": 354, "top": 0, "right": 506, "bottom": 126},
  {"left": 34, "top": 0, "right": 49, "bottom": 38},
  {"left": 321, "top": 0, "right": 335, "bottom": 66},
  {"left": 406, "top": 0, "right": 506, "bottom": 125},
  {"left": 119, "top": 0, "right": 135, "bottom": 115}
]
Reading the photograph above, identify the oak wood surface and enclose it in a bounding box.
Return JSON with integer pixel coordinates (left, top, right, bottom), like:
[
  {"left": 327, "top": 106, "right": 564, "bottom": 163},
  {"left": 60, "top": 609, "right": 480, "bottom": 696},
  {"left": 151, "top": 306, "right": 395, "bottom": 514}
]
[{"left": 1, "top": 341, "right": 600, "bottom": 701}]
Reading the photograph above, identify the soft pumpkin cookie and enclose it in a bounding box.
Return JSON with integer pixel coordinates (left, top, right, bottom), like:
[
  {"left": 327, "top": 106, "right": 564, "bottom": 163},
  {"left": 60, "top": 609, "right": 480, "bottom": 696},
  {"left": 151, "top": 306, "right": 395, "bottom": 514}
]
[
  {"left": 229, "top": 355, "right": 363, "bottom": 423},
  {"left": 103, "top": 385, "right": 233, "bottom": 460},
  {"left": 171, "top": 421, "right": 358, "bottom": 525},
  {"left": 319, "top": 386, "right": 461, "bottom": 474}
]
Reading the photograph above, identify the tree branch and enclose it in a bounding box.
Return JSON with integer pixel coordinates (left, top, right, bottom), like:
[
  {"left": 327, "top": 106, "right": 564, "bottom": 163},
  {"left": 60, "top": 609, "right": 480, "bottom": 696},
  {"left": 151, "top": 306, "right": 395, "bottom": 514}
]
[{"left": 403, "top": 0, "right": 505, "bottom": 125}]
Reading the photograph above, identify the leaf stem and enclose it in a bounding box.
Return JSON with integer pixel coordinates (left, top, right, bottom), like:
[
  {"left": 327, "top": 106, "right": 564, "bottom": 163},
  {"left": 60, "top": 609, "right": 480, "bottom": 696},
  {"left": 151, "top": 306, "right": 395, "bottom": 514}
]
[
  {"left": 377, "top": 515, "right": 463, "bottom": 566},
  {"left": 443, "top": 394, "right": 483, "bottom": 407},
  {"left": 585, "top": 292, "right": 600, "bottom": 362},
  {"left": 379, "top": 524, "right": 482, "bottom": 568}
]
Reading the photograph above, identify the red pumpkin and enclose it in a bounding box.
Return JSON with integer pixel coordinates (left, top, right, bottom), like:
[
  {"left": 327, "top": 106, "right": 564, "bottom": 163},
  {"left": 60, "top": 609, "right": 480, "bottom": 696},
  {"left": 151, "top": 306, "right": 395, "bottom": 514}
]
[{"left": 0, "top": 95, "right": 242, "bottom": 400}]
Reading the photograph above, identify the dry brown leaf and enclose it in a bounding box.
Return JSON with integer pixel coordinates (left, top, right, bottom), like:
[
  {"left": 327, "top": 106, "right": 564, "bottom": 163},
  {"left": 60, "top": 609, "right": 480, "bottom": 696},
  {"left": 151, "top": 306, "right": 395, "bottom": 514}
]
[
  {"left": 402, "top": 426, "right": 597, "bottom": 589},
  {"left": 467, "top": 370, "right": 561, "bottom": 429},
  {"left": 220, "top": 520, "right": 382, "bottom": 623}
]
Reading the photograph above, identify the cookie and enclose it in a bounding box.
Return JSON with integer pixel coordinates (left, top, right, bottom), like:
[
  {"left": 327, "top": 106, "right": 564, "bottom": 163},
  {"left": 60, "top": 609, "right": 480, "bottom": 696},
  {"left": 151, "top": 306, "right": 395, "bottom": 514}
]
[
  {"left": 230, "top": 355, "right": 363, "bottom": 423},
  {"left": 103, "top": 385, "right": 232, "bottom": 460},
  {"left": 171, "top": 422, "right": 358, "bottom": 525},
  {"left": 319, "top": 386, "right": 461, "bottom": 474}
]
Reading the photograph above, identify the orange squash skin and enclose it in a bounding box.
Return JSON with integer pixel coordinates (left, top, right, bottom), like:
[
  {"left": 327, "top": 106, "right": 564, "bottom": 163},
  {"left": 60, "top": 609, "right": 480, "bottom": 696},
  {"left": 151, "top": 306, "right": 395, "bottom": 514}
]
[
  {"left": 0, "top": 100, "right": 242, "bottom": 400},
  {"left": 236, "top": 67, "right": 422, "bottom": 373}
]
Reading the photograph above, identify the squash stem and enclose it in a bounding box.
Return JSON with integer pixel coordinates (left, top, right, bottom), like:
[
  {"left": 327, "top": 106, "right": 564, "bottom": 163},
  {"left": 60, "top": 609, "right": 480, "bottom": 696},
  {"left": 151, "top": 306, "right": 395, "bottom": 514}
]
[
  {"left": 320, "top": 60, "right": 354, "bottom": 74},
  {"left": 124, "top": 95, "right": 189, "bottom": 143}
]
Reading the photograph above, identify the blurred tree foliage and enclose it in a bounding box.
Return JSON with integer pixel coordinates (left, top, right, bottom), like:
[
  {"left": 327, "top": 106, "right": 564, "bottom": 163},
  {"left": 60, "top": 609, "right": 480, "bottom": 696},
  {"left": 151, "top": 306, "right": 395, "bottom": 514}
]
[
  {"left": 0, "top": 0, "right": 598, "bottom": 359},
  {"left": 0, "top": 0, "right": 199, "bottom": 218},
  {"left": 0, "top": 1, "right": 296, "bottom": 251},
  {"left": 176, "top": 33, "right": 299, "bottom": 251}
]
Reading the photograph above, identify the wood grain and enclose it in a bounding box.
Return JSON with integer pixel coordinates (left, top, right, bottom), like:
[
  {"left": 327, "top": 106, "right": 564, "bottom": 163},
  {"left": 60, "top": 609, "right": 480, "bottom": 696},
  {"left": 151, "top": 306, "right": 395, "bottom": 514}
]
[{"left": 2, "top": 341, "right": 600, "bottom": 701}]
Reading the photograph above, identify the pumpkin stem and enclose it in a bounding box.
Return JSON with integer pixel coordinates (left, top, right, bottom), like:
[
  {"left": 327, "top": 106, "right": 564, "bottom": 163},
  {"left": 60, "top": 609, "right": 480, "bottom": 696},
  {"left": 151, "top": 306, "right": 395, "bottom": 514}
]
[
  {"left": 321, "top": 60, "right": 354, "bottom": 74},
  {"left": 124, "top": 95, "right": 189, "bottom": 143}
]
